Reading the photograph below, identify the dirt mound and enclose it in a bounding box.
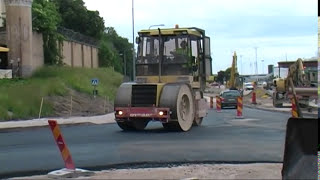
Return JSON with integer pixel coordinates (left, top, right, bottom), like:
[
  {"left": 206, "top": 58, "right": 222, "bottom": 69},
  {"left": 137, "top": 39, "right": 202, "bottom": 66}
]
[{"left": 46, "top": 89, "right": 114, "bottom": 117}]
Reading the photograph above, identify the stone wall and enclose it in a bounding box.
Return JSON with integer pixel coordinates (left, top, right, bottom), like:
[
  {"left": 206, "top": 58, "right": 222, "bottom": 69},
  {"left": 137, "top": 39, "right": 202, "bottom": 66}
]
[
  {"left": 0, "top": 31, "right": 5, "bottom": 45},
  {"left": 1, "top": 30, "right": 99, "bottom": 75},
  {"left": 32, "top": 31, "right": 43, "bottom": 71},
  {"left": 61, "top": 40, "right": 98, "bottom": 68}
]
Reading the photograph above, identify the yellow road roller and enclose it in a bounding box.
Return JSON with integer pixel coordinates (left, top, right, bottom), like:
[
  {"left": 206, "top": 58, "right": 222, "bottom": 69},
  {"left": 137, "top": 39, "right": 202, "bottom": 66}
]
[{"left": 114, "top": 26, "right": 212, "bottom": 131}]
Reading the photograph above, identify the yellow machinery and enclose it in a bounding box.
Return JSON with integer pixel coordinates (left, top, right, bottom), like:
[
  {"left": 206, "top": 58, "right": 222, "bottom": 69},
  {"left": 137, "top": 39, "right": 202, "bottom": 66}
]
[
  {"left": 228, "top": 51, "right": 238, "bottom": 90},
  {"left": 272, "top": 58, "right": 317, "bottom": 108},
  {"left": 0, "top": 47, "right": 9, "bottom": 52},
  {"left": 114, "top": 26, "right": 212, "bottom": 131},
  {"left": 280, "top": 58, "right": 318, "bottom": 179}
]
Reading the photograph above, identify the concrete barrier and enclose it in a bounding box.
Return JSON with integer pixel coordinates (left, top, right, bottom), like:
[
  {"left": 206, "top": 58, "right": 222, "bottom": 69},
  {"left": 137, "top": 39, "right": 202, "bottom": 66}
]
[{"left": 0, "top": 69, "right": 12, "bottom": 79}]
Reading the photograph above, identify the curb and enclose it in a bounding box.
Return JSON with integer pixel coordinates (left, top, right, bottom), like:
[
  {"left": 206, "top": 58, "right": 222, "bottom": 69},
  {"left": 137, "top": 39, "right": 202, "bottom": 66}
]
[
  {"left": 244, "top": 104, "right": 318, "bottom": 118},
  {"left": 243, "top": 104, "right": 291, "bottom": 113},
  {"left": 0, "top": 113, "right": 116, "bottom": 130},
  {"left": 48, "top": 168, "right": 94, "bottom": 178}
]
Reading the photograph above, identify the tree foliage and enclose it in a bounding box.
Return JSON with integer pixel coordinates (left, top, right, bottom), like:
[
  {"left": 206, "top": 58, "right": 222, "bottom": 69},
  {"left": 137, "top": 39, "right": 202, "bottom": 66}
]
[
  {"left": 53, "top": 0, "right": 105, "bottom": 39},
  {"left": 99, "top": 27, "right": 133, "bottom": 77},
  {"left": 32, "top": 0, "right": 62, "bottom": 65},
  {"left": 217, "top": 70, "right": 225, "bottom": 84}
]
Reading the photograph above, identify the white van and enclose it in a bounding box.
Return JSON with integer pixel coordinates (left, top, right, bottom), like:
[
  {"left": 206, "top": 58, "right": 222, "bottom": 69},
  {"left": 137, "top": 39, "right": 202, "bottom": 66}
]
[{"left": 244, "top": 82, "right": 254, "bottom": 90}]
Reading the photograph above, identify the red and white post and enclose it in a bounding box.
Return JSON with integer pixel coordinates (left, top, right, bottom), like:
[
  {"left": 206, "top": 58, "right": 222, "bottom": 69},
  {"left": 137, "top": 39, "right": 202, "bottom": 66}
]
[
  {"left": 216, "top": 96, "right": 222, "bottom": 112},
  {"left": 251, "top": 91, "right": 257, "bottom": 104},
  {"left": 236, "top": 96, "right": 244, "bottom": 119},
  {"left": 47, "top": 120, "right": 93, "bottom": 178},
  {"left": 291, "top": 98, "right": 298, "bottom": 118},
  {"left": 48, "top": 120, "right": 75, "bottom": 170}
]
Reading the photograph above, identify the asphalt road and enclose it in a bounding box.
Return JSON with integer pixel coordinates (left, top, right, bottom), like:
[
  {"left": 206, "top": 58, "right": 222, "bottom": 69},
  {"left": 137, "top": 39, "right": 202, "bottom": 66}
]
[{"left": 0, "top": 107, "right": 291, "bottom": 177}]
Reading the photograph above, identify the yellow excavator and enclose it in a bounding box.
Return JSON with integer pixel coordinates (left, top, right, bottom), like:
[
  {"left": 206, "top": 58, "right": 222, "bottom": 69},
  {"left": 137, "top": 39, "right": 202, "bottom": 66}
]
[
  {"left": 273, "top": 58, "right": 317, "bottom": 108},
  {"left": 280, "top": 58, "right": 318, "bottom": 179},
  {"left": 227, "top": 51, "right": 238, "bottom": 90}
]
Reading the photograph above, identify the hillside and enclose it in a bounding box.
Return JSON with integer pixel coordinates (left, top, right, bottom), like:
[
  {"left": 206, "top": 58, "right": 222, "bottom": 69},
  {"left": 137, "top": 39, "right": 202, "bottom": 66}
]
[{"left": 0, "top": 66, "right": 123, "bottom": 121}]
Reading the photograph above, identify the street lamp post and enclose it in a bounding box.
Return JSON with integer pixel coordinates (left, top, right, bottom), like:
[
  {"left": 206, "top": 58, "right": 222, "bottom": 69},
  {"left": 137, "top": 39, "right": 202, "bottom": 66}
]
[
  {"left": 132, "top": 0, "right": 135, "bottom": 81},
  {"left": 120, "top": 53, "right": 126, "bottom": 76},
  {"left": 261, "top": 59, "right": 264, "bottom": 74},
  {"left": 149, "top": 24, "right": 165, "bottom": 29},
  {"left": 240, "top": 55, "right": 243, "bottom": 75}
]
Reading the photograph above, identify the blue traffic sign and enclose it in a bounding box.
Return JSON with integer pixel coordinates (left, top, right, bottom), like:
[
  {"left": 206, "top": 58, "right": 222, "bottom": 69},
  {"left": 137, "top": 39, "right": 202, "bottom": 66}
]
[{"left": 91, "top": 78, "right": 99, "bottom": 86}]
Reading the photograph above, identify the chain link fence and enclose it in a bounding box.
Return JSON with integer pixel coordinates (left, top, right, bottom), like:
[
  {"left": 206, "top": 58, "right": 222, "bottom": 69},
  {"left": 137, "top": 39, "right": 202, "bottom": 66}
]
[{"left": 58, "top": 26, "right": 99, "bottom": 47}]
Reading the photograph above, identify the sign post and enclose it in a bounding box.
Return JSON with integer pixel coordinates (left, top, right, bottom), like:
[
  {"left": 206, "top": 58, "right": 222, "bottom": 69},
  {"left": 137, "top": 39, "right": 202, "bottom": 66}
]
[{"left": 91, "top": 78, "right": 99, "bottom": 98}]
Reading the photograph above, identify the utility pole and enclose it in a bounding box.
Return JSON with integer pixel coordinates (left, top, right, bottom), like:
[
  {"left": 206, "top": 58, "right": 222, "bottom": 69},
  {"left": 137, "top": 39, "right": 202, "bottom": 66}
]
[
  {"left": 132, "top": 0, "right": 135, "bottom": 81},
  {"left": 254, "top": 47, "right": 258, "bottom": 75},
  {"left": 240, "top": 55, "right": 243, "bottom": 75}
]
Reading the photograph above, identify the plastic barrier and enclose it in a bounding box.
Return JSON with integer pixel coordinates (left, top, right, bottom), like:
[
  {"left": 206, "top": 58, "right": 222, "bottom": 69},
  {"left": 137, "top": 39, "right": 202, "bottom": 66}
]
[
  {"left": 48, "top": 120, "right": 75, "bottom": 170},
  {"left": 47, "top": 120, "right": 93, "bottom": 178},
  {"left": 236, "top": 96, "right": 243, "bottom": 118},
  {"left": 251, "top": 91, "right": 257, "bottom": 104},
  {"left": 291, "top": 98, "right": 298, "bottom": 118},
  {"left": 210, "top": 96, "right": 213, "bottom": 109},
  {"left": 216, "top": 96, "right": 221, "bottom": 112}
]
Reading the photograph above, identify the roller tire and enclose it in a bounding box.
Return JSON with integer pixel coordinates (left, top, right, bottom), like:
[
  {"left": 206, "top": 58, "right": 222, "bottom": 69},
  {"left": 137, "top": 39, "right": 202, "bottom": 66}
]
[
  {"left": 159, "top": 84, "right": 195, "bottom": 131},
  {"left": 176, "top": 85, "right": 195, "bottom": 131}
]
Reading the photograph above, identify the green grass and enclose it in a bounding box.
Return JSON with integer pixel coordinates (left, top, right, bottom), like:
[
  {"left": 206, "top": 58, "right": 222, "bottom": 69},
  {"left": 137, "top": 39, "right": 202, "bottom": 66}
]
[{"left": 0, "top": 66, "right": 123, "bottom": 121}]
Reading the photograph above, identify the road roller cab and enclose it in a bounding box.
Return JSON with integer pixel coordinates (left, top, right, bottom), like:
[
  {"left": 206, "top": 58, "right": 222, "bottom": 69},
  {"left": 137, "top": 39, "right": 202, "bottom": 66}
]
[{"left": 114, "top": 26, "right": 212, "bottom": 131}]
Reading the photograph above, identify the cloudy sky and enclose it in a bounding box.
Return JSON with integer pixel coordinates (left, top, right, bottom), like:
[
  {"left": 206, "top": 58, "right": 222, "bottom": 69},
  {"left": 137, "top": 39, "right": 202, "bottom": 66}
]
[{"left": 84, "top": 0, "right": 318, "bottom": 74}]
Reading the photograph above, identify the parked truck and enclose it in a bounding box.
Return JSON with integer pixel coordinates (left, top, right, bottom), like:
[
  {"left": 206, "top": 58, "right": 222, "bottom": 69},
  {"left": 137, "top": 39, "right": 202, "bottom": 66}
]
[{"left": 114, "top": 26, "right": 212, "bottom": 131}]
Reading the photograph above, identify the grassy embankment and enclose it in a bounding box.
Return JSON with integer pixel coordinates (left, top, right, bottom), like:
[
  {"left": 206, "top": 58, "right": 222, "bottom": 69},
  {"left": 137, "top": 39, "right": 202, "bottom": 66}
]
[{"left": 0, "top": 66, "right": 123, "bottom": 121}]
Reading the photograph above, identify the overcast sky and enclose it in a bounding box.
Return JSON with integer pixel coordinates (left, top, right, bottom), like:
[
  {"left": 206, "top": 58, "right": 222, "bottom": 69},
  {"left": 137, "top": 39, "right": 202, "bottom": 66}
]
[{"left": 84, "top": 0, "right": 318, "bottom": 74}]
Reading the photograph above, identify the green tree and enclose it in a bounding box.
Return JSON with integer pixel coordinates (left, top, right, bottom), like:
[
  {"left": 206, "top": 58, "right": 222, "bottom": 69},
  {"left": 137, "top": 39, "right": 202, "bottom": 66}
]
[
  {"left": 53, "top": 0, "right": 105, "bottom": 39},
  {"left": 32, "top": 0, "right": 62, "bottom": 65},
  {"left": 99, "top": 27, "right": 133, "bottom": 76},
  {"left": 217, "top": 70, "right": 225, "bottom": 84}
]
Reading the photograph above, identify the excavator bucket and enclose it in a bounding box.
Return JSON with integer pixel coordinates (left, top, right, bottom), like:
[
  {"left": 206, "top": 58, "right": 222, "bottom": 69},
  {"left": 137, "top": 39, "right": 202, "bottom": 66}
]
[{"left": 281, "top": 117, "right": 318, "bottom": 179}]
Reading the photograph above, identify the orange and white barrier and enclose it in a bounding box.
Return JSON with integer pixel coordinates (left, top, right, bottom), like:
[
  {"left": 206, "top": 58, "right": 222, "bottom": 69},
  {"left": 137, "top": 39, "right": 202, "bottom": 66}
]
[
  {"left": 48, "top": 120, "right": 75, "bottom": 170},
  {"left": 236, "top": 96, "right": 244, "bottom": 119},
  {"left": 47, "top": 120, "right": 93, "bottom": 178},
  {"left": 216, "top": 96, "right": 221, "bottom": 112},
  {"left": 291, "top": 98, "right": 298, "bottom": 118}
]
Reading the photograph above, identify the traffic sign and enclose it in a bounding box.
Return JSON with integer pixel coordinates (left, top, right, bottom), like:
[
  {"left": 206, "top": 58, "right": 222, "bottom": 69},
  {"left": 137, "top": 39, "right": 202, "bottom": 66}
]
[{"left": 91, "top": 78, "right": 99, "bottom": 86}]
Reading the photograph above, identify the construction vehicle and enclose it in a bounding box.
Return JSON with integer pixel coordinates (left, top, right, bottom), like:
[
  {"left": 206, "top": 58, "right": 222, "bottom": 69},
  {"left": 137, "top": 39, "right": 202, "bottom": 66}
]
[
  {"left": 227, "top": 52, "right": 239, "bottom": 90},
  {"left": 272, "top": 58, "right": 317, "bottom": 108},
  {"left": 280, "top": 58, "right": 318, "bottom": 179},
  {"left": 114, "top": 26, "right": 212, "bottom": 131}
]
